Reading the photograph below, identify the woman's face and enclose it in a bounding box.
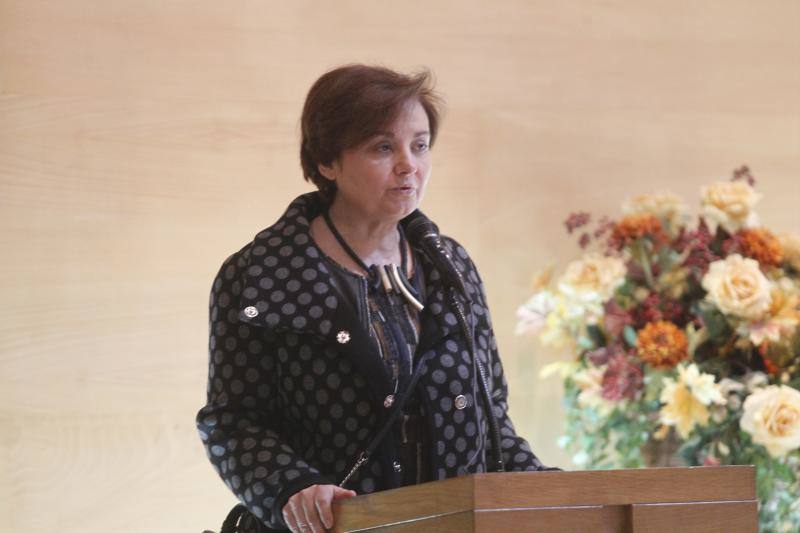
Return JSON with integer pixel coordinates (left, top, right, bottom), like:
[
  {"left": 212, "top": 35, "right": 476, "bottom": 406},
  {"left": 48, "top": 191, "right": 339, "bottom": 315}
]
[{"left": 319, "top": 100, "right": 432, "bottom": 222}]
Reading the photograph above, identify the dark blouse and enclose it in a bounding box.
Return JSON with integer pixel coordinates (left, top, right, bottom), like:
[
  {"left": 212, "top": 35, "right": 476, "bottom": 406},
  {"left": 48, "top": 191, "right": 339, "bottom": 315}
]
[{"left": 319, "top": 248, "right": 430, "bottom": 485}]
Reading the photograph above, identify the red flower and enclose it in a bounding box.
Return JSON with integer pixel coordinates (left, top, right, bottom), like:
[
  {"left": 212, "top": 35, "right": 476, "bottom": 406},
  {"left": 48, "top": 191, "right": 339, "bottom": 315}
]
[
  {"left": 677, "top": 217, "right": 719, "bottom": 278},
  {"left": 604, "top": 300, "right": 634, "bottom": 339},
  {"left": 634, "top": 293, "right": 687, "bottom": 329},
  {"left": 601, "top": 353, "right": 644, "bottom": 401},
  {"left": 731, "top": 164, "right": 756, "bottom": 187},
  {"left": 762, "top": 354, "right": 780, "bottom": 376},
  {"left": 564, "top": 212, "right": 591, "bottom": 234}
]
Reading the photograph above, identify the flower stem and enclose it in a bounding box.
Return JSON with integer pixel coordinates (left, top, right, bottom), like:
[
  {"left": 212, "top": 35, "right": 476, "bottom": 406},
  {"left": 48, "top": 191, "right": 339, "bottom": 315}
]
[{"left": 635, "top": 241, "right": 655, "bottom": 289}]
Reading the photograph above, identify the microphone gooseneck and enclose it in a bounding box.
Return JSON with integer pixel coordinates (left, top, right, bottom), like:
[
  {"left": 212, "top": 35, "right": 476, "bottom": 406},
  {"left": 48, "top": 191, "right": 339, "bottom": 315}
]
[
  {"left": 401, "top": 209, "right": 506, "bottom": 473},
  {"left": 401, "top": 210, "right": 468, "bottom": 297}
]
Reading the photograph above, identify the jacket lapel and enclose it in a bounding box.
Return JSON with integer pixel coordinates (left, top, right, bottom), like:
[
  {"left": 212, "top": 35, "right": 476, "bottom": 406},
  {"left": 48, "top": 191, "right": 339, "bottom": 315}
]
[
  {"left": 235, "top": 193, "right": 391, "bottom": 400},
  {"left": 233, "top": 192, "right": 468, "bottom": 402}
]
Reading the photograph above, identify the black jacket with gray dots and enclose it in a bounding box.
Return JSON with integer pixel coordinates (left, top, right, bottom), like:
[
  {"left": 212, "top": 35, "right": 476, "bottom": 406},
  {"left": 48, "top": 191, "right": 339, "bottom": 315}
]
[{"left": 196, "top": 192, "right": 550, "bottom": 530}]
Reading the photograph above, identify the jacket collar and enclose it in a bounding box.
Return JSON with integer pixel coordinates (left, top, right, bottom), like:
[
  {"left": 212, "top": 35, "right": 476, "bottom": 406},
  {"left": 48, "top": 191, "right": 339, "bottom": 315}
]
[{"left": 234, "top": 192, "right": 466, "bottom": 394}]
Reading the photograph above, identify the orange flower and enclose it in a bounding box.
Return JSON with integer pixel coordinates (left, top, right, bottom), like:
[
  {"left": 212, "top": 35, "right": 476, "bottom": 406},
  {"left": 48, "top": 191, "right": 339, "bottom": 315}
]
[
  {"left": 611, "top": 214, "right": 666, "bottom": 247},
  {"left": 738, "top": 228, "right": 783, "bottom": 268},
  {"left": 636, "top": 321, "right": 689, "bottom": 369}
]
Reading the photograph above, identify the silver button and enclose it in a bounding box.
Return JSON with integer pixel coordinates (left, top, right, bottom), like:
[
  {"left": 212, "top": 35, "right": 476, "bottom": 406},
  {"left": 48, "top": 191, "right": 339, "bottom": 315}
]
[
  {"left": 454, "top": 395, "right": 468, "bottom": 410},
  {"left": 336, "top": 330, "right": 351, "bottom": 344},
  {"left": 393, "top": 461, "right": 402, "bottom": 472},
  {"left": 383, "top": 395, "right": 395, "bottom": 408},
  {"left": 243, "top": 306, "right": 258, "bottom": 318}
]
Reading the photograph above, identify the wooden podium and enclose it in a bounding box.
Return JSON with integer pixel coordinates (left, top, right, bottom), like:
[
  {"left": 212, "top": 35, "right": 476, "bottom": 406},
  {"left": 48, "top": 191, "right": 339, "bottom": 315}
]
[{"left": 332, "top": 466, "right": 757, "bottom": 532}]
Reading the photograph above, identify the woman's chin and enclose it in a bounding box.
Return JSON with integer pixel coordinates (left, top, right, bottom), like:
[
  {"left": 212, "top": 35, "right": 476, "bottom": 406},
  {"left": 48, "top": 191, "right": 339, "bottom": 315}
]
[{"left": 385, "top": 195, "right": 420, "bottom": 219}]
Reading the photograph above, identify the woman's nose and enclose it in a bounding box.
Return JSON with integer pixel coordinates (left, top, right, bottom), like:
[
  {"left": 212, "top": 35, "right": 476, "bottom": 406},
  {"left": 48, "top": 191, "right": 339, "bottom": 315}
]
[{"left": 394, "top": 150, "right": 417, "bottom": 175}]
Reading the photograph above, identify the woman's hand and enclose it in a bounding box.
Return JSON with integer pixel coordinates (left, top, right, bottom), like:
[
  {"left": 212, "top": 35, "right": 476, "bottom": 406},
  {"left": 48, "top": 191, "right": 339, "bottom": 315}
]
[{"left": 282, "top": 484, "right": 357, "bottom": 532}]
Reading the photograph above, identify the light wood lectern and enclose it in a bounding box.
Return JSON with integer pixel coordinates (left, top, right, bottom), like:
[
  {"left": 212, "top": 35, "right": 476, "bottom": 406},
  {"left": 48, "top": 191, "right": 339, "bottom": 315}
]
[{"left": 331, "top": 466, "right": 757, "bottom": 532}]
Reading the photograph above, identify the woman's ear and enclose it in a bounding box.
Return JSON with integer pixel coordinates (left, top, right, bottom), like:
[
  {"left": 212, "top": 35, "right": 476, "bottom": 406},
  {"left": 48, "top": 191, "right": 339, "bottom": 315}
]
[{"left": 317, "top": 162, "right": 338, "bottom": 182}]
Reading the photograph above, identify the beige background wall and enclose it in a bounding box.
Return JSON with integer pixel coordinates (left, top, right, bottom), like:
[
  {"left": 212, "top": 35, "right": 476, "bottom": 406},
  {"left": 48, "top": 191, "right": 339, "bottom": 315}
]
[{"left": 1, "top": 1, "right": 798, "bottom": 531}]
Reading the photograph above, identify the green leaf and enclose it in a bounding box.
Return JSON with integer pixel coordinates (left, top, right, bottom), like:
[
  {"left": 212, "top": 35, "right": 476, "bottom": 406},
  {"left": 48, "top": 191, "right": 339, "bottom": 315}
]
[
  {"left": 586, "top": 324, "right": 606, "bottom": 348},
  {"left": 696, "top": 301, "right": 731, "bottom": 342},
  {"left": 623, "top": 325, "right": 638, "bottom": 348}
]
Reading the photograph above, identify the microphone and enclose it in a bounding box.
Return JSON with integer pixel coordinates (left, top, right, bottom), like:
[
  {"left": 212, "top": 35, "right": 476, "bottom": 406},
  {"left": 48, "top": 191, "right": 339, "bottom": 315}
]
[{"left": 401, "top": 210, "right": 468, "bottom": 297}]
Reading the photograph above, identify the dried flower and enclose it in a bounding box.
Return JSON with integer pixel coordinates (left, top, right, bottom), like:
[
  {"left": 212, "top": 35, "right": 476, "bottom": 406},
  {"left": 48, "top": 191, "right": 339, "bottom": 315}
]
[
  {"left": 678, "top": 218, "right": 719, "bottom": 279},
  {"left": 731, "top": 164, "right": 756, "bottom": 187},
  {"left": 622, "top": 191, "right": 689, "bottom": 232},
  {"left": 636, "top": 321, "right": 689, "bottom": 369},
  {"left": 601, "top": 353, "right": 644, "bottom": 401},
  {"left": 737, "top": 228, "right": 784, "bottom": 268},
  {"left": 609, "top": 213, "right": 666, "bottom": 249},
  {"left": 633, "top": 293, "right": 687, "bottom": 329},
  {"left": 564, "top": 212, "right": 591, "bottom": 234},
  {"left": 593, "top": 215, "right": 615, "bottom": 239},
  {"left": 603, "top": 300, "right": 634, "bottom": 339},
  {"left": 572, "top": 365, "right": 613, "bottom": 415}
]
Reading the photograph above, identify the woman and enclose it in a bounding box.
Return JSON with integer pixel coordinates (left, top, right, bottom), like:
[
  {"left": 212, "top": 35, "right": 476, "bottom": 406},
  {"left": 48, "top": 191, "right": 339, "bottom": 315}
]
[{"left": 197, "top": 64, "right": 554, "bottom": 533}]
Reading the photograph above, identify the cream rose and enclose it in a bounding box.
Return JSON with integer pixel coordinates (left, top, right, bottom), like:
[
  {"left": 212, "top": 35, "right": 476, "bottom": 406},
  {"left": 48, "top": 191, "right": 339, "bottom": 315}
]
[
  {"left": 700, "top": 181, "right": 761, "bottom": 233},
  {"left": 740, "top": 385, "right": 800, "bottom": 457},
  {"left": 701, "top": 254, "right": 772, "bottom": 320},
  {"left": 778, "top": 232, "right": 800, "bottom": 272},
  {"left": 622, "top": 191, "right": 688, "bottom": 230},
  {"left": 557, "top": 253, "right": 627, "bottom": 304}
]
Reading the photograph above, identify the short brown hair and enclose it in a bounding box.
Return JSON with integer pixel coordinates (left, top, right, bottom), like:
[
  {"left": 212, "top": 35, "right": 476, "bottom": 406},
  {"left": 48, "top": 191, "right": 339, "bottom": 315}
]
[{"left": 300, "top": 64, "right": 443, "bottom": 202}]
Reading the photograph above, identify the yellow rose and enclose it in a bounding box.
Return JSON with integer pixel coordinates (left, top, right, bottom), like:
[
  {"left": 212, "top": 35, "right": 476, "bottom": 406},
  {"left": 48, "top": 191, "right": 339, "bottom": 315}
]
[
  {"left": 700, "top": 181, "right": 761, "bottom": 233},
  {"left": 740, "top": 385, "right": 800, "bottom": 457},
  {"left": 778, "top": 232, "right": 800, "bottom": 272},
  {"left": 701, "top": 254, "right": 772, "bottom": 320},
  {"left": 558, "top": 253, "right": 627, "bottom": 304},
  {"left": 622, "top": 191, "right": 689, "bottom": 230}
]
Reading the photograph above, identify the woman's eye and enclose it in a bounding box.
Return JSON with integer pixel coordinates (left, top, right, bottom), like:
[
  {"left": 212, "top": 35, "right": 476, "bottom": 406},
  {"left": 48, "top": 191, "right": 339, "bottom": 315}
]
[
  {"left": 376, "top": 143, "right": 392, "bottom": 152},
  {"left": 416, "top": 142, "right": 429, "bottom": 151}
]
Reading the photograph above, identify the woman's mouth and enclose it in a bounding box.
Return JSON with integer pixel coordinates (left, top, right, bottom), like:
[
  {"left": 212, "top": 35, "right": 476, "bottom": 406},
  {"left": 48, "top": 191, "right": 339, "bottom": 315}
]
[{"left": 391, "top": 186, "right": 416, "bottom": 195}]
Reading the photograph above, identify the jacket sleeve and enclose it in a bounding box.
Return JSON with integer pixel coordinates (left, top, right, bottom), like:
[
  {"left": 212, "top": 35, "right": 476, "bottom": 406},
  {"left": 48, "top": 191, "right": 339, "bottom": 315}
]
[
  {"left": 453, "top": 242, "right": 558, "bottom": 472},
  {"left": 196, "top": 251, "right": 333, "bottom": 530}
]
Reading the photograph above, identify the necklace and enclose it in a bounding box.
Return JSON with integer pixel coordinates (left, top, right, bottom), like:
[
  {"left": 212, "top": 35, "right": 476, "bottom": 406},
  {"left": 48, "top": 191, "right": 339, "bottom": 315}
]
[{"left": 322, "top": 211, "right": 424, "bottom": 311}]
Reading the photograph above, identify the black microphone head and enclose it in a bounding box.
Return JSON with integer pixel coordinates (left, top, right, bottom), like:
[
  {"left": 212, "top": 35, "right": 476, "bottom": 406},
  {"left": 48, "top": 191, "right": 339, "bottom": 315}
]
[{"left": 401, "top": 209, "right": 440, "bottom": 243}]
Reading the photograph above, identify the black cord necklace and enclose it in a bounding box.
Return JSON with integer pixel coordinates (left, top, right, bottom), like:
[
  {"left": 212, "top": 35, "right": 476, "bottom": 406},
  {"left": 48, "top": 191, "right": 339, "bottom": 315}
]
[{"left": 322, "top": 210, "right": 408, "bottom": 280}]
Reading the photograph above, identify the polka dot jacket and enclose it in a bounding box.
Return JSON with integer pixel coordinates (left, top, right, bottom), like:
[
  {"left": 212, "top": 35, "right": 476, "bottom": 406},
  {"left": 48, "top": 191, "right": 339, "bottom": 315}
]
[{"left": 196, "top": 192, "right": 551, "bottom": 531}]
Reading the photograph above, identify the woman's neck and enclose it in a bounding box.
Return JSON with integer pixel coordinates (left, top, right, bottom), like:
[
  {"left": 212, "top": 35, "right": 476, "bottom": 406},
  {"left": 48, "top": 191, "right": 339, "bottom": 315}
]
[{"left": 326, "top": 200, "right": 401, "bottom": 265}]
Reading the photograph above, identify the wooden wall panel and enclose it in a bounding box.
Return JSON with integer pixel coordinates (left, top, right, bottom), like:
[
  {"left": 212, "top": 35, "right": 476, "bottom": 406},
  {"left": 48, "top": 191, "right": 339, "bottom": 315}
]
[{"left": 1, "top": 1, "right": 798, "bottom": 531}]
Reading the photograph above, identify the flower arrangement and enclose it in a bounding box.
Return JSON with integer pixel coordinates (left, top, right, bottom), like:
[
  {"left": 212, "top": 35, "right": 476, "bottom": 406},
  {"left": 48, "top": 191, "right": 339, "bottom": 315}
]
[{"left": 517, "top": 166, "right": 800, "bottom": 531}]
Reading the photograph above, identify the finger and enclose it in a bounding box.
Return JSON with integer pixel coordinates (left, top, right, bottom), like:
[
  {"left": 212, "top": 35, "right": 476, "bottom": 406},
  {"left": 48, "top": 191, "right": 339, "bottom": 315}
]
[
  {"left": 289, "top": 498, "right": 308, "bottom": 533},
  {"left": 283, "top": 499, "right": 299, "bottom": 533},
  {"left": 332, "top": 487, "right": 357, "bottom": 499},
  {"left": 316, "top": 488, "right": 335, "bottom": 530},
  {"left": 301, "top": 491, "right": 325, "bottom": 533}
]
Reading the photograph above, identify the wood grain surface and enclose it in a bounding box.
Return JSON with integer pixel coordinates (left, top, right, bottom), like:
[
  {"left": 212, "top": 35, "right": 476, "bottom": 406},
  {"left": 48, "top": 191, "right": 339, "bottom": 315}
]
[
  {"left": 1, "top": 2, "right": 798, "bottom": 532},
  {"left": 332, "top": 466, "right": 756, "bottom": 531},
  {"left": 332, "top": 467, "right": 757, "bottom": 532}
]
